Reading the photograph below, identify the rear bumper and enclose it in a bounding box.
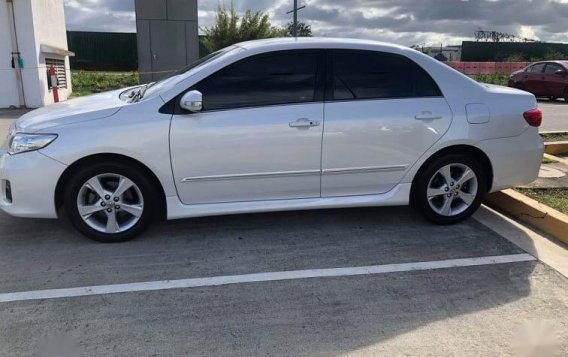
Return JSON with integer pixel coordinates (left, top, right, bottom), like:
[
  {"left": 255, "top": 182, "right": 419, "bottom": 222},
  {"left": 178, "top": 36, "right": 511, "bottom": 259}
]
[
  {"left": 0, "top": 150, "right": 66, "bottom": 218},
  {"left": 478, "top": 128, "right": 544, "bottom": 193}
]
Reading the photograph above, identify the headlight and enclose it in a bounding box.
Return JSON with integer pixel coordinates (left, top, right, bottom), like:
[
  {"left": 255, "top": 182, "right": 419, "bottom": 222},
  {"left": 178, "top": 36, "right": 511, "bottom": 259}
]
[{"left": 8, "top": 133, "right": 58, "bottom": 155}]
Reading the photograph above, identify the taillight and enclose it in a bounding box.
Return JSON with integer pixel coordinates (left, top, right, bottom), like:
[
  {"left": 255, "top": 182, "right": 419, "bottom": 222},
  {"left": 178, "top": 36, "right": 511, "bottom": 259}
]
[{"left": 523, "top": 108, "right": 542, "bottom": 127}]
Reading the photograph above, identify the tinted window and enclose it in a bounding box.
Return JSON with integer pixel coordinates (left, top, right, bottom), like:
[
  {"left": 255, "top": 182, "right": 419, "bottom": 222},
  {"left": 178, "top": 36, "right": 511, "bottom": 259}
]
[
  {"left": 544, "top": 63, "right": 563, "bottom": 73},
  {"left": 195, "top": 52, "right": 318, "bottom": 111},
  {"left": 528, "top": 63, "right": 545, "bottom": 73},
  {"left": 331, "top": 51, "right": 441, "bottom": 100}
]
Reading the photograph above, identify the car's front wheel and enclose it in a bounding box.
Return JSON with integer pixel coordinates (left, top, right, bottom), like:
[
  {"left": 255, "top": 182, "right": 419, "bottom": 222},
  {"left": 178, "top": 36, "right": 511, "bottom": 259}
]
[
  {"left": 64, "top": 162, "right": 157, "bottom": 242},
  {"left": 412, "top": 154, "right": 487, "bottom": 225}
]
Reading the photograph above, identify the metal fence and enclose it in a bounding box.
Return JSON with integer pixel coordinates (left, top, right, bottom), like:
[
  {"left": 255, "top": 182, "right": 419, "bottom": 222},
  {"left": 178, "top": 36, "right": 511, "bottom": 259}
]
[{"left": 446, "top": 61, "right": 531, "bottom": 75}]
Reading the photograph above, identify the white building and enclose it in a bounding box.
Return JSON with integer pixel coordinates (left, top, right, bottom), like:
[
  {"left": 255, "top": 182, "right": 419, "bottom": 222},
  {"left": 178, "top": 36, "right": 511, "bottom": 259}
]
[{"left": 0, "top": 0, "right": 73, "bottom": 108}]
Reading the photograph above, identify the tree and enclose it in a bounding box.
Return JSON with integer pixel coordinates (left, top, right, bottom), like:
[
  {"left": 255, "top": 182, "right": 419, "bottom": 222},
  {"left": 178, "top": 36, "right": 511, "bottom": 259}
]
[
  {"left": 202, "top": 4, "right": 285, "bottom": 52},
  {"left": 284, "top": 21, "right": 313, "bottom": 37}
]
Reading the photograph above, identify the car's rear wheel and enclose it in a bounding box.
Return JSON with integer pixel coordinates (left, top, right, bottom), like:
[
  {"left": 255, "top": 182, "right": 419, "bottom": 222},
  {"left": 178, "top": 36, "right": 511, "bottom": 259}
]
[
  {"left": 412, "top": 154, "right": 487, "bottom": 225},
  {"left": 64, "top": 162, "right": 157, "bottom": 242},
  {"left": 564, "top": 87, "right": 568, "bottom": 103}
]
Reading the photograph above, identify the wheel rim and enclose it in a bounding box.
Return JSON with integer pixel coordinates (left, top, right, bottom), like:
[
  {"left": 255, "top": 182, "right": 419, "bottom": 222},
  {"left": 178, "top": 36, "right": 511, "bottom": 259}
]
[
  {"left": 76, "top": 173, "right": 144, "bottom": 234},
  {"left": 426, "top": 163, "right": 478, "bottom": 217}
]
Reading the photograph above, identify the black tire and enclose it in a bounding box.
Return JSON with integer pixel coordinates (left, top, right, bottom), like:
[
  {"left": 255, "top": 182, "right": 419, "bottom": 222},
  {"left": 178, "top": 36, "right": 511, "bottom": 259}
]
[
  {"left": 549, "top": 96, "right": 557, "bottom": 101},
  {"left": 515, "top": 83, "right": 525, "bottom": 91},
  {"left": 564, "top": 87, "right": 568, "bottom": 103},
  {"left": 411, "top": 154, "right": 487, "bottom": 225},
  {"left": 64, "top": 161, "right": 158, "bottom": 242}
]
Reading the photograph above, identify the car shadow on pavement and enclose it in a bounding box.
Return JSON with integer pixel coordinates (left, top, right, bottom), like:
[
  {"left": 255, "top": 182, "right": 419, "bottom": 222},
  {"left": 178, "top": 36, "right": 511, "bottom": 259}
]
[{"left": 0, "top": 207, "right": 563, "bottom": 356}]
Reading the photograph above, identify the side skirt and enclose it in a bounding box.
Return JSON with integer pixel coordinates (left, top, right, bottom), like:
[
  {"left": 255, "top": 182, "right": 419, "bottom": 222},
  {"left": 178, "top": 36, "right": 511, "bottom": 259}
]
[{"left": 166, "top": 183, "right": 412, "bottom": 220}]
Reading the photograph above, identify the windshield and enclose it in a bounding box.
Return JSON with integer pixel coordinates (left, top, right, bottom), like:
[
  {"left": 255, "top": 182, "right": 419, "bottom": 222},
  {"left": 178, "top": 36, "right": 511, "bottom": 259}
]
[{"left": 139, "top": 46, "right": 238, "bottom": 100}]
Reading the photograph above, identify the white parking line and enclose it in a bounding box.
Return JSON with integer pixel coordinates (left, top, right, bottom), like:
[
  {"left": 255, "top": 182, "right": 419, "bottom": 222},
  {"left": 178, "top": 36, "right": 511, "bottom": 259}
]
[{"left": 0, "top": 254, "right": 535, "bottom": 303}]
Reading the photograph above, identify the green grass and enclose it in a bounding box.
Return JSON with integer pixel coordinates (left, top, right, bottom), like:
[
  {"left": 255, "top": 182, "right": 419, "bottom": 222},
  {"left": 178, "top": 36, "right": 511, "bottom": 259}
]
[
  {"left": 71, "top": 71, "right": 139, "bottom": 97},
  {"left": 469, "top": 74, "right": 510, "bottom": 86},
  {"left": 516, "top": 188, "right": 568, "bottom": 214},
  {"left": 541, "top": 133, "right": 568, "bottom": 143},
  {"left": 542, "top": 155, "right": 559, "bottom": 164}
]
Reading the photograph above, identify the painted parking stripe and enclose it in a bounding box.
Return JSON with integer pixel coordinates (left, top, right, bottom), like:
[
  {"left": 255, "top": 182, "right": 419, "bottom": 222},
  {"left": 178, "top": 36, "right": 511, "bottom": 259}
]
[{"left": 0, "top": 253, "right": 535, "bottom": 303}]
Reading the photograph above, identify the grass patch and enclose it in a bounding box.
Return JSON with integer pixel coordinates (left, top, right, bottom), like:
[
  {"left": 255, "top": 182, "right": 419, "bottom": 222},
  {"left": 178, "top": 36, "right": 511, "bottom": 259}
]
[
  {"left": 516, "top": 188, "right": 568, "bottom": 214},
  {"left": 542, "top": 155, "right": 559, "bottom": 164},
  {"left": 541, "top": 132, "right": 568, "bottom": 143},
  {"left": 71, "top": 71, "right": 139, "bottom": 97},
  {"left": 469, "top": 74, "right": 510, "bottom": 86}
]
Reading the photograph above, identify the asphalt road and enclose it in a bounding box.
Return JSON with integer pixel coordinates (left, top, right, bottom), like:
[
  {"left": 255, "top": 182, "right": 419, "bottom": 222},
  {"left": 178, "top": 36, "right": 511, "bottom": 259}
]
[
  {"left": 539, "top": 100, "right": 568, "bottom": 132},
  {"left": 0, "top": 206, "right": 567, "bottom": 357}
]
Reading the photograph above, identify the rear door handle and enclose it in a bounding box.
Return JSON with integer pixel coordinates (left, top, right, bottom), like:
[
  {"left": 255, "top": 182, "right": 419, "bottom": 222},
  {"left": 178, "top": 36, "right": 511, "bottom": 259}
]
[
  {"left": 415, "top": 112, "right": 442, "bottom": 120},
  {"left": 289, "top": 118, "right": 320, "bottom": 128}
]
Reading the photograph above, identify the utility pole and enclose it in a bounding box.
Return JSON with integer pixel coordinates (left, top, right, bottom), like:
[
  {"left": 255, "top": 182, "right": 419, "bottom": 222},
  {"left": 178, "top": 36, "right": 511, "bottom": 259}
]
[{"left": 286, "top": 0, "right": 306, "bottom": 37}]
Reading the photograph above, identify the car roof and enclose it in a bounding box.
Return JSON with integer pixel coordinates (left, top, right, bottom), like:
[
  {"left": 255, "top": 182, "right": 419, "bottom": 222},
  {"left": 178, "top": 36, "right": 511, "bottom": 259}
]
[
  {"left": 533, "top": 60, "right": 568, "bottom": 66},
  {"left": 233, "top": 37, "right": 409, "bottom": 52}
]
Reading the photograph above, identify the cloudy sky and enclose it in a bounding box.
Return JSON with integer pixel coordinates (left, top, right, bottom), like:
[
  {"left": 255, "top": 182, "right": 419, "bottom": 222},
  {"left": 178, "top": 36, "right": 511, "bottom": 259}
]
[{"left": 63, "top": 0, "right": 568, "bottom": 46}]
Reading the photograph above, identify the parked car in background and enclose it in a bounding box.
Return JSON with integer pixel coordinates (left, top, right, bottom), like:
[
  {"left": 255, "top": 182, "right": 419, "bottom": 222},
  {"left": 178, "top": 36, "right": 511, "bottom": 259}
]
[
  {"left": 508, "top": 61, "right": 568, "bottom": 102},
  {"left": 1, "top": 38, "right": 544, "bottom": 242}
]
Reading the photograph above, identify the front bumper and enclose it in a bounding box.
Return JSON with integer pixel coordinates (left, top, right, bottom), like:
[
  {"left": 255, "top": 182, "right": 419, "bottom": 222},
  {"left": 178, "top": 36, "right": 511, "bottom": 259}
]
[
  {"left": 478, "top": 128, "right": 544, "bottom": 193},
  {"left": 0, "top": 150, "right": 67, "bottom": 218}
]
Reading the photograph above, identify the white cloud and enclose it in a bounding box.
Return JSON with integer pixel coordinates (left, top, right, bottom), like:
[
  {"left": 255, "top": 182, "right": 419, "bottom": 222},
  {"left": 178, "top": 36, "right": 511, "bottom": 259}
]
[{"left": 63, "top": 0, "right": 568, "bottom": 45}]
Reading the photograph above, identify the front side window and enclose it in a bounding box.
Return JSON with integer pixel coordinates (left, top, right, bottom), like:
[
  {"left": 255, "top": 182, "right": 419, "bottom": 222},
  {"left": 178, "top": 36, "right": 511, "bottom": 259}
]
[
  {"left": 528, "top": 63, "right": 545, "bottom": 73},
  {"left": 195, "top": 51, "right": 319, "bottom": 111},
  {"left": 331, "top": 51, "right": 441, "bottom": 101}
]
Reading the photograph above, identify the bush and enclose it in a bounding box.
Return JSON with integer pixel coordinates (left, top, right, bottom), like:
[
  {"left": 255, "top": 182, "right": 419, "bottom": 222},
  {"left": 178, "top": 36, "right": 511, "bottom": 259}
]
[{"left": 71, "top": 71, "right": 139, "bottom": 97}]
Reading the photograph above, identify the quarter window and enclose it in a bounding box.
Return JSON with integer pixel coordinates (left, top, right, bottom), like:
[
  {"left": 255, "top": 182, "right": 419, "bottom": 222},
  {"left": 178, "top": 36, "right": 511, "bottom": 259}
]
[
  {"left": 331, "top": 51, "right": 441, "bottom": 100},
  {"left": 195, "top": 51, "right": 319, "bottom": 111}
]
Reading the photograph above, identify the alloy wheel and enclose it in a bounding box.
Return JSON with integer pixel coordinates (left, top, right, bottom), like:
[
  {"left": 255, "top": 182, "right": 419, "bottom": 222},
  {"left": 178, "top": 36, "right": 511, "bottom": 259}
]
[
  {"left": 76, "top": 173, "right": 144, "bottom": 234},
  {"left": 426, "top": 163, "right": 478, "bottom": 217}
]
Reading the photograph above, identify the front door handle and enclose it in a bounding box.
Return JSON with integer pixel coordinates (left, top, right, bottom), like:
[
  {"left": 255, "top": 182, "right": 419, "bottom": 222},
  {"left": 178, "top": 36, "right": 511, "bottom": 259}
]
[
  {"left": 415, "top": 112, "right": 442, "bottom": 120},
  {"left": 289, "top": 118, "right": 320, "bottom": 128}
]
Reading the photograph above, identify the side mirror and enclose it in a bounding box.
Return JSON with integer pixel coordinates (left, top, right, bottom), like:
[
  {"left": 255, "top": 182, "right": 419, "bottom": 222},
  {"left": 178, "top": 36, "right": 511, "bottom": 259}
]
[
  {"left": 180, "top": 90, "right": 203, "bottom": 112},
  {"left": 554, "top": 69, "right": 567, "bottom": 77}
]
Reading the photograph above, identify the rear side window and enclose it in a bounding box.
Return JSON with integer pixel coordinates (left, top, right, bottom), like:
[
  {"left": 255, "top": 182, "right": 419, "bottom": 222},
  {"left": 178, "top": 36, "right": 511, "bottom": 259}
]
[
  {"left": 195, "top": 51, "right": 319, "bottom": 111},
  {"left": 544, "top": 63, "right": 562, "bottom": 73},
  {"left": 330, "top": 51, "right": 442, "bottom": 101},
  {"left": 528, "top": 63, "right": 545, "bottom": 73}
]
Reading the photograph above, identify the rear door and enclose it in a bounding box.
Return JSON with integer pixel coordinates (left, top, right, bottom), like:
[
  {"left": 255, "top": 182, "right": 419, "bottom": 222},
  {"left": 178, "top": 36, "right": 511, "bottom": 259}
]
[
  {"left": 542, "top": 63, "right": 566, "bottom": 97},
  {"left": 321, "top": 50, "right": 452, "bottom": 197}
]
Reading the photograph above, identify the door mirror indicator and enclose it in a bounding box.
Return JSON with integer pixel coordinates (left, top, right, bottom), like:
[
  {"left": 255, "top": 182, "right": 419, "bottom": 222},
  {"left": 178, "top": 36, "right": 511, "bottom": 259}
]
[
  {"left": 180, "top": 90, "right": 203, "bottom": 112},
  {"left": 554, "top": 69, "right": 567, "bottom": 77}
]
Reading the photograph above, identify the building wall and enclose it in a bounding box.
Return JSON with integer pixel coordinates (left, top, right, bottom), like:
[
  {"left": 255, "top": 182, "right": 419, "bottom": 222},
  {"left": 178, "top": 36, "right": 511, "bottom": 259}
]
[
  {"left": 0, "top": 0, "right": 71, "bottom": 108},
  {"left": 0, "top": 1, "right": 24, "bottom": 108},
  {"left": 135, "top": 0, "right": 199, "bottom": 83}
]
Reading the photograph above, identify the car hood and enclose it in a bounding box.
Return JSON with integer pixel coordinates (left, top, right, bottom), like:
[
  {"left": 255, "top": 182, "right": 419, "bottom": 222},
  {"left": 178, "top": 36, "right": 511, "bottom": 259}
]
[{"left": 14, "top": 88, "right": 133, "bottom": 133}]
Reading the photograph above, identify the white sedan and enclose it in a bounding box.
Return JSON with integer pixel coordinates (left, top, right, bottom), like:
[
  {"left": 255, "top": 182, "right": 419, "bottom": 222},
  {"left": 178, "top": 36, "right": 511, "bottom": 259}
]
[{"left": 0, "top": 38, "right": 544, "bottom": 242}]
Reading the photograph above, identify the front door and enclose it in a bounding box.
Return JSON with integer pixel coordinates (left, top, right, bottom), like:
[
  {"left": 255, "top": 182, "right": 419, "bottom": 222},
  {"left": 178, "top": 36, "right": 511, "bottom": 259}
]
[
  {"left": 170, "top": 50, "right": 324, "bottom": 204},
  {"left": 524, "top": 63, "right": 546, "bottom": 95},
  {"left": 321, "top": 50, "right": 452, "bottom": 197}
]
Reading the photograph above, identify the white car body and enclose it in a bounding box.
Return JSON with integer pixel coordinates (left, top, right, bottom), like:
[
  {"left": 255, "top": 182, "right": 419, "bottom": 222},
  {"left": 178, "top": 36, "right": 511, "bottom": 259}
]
[{"left": 1, "top": 38, "right": 543, "bottom": 226}]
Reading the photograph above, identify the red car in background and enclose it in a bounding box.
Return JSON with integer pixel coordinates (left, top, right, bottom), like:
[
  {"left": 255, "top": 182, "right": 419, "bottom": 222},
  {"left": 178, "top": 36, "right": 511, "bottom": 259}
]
[{"left": 508, "top": 61, "right": 568, "bottom": 102}]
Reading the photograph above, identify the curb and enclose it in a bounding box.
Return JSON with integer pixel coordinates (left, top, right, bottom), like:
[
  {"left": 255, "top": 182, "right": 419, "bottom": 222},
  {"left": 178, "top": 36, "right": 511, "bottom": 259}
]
[
  {"left": 485, "top": 189, "right": 568, "bottom": 245},
  {"left": 544, "top": 141, "right": 568, "bottom": 155}
]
